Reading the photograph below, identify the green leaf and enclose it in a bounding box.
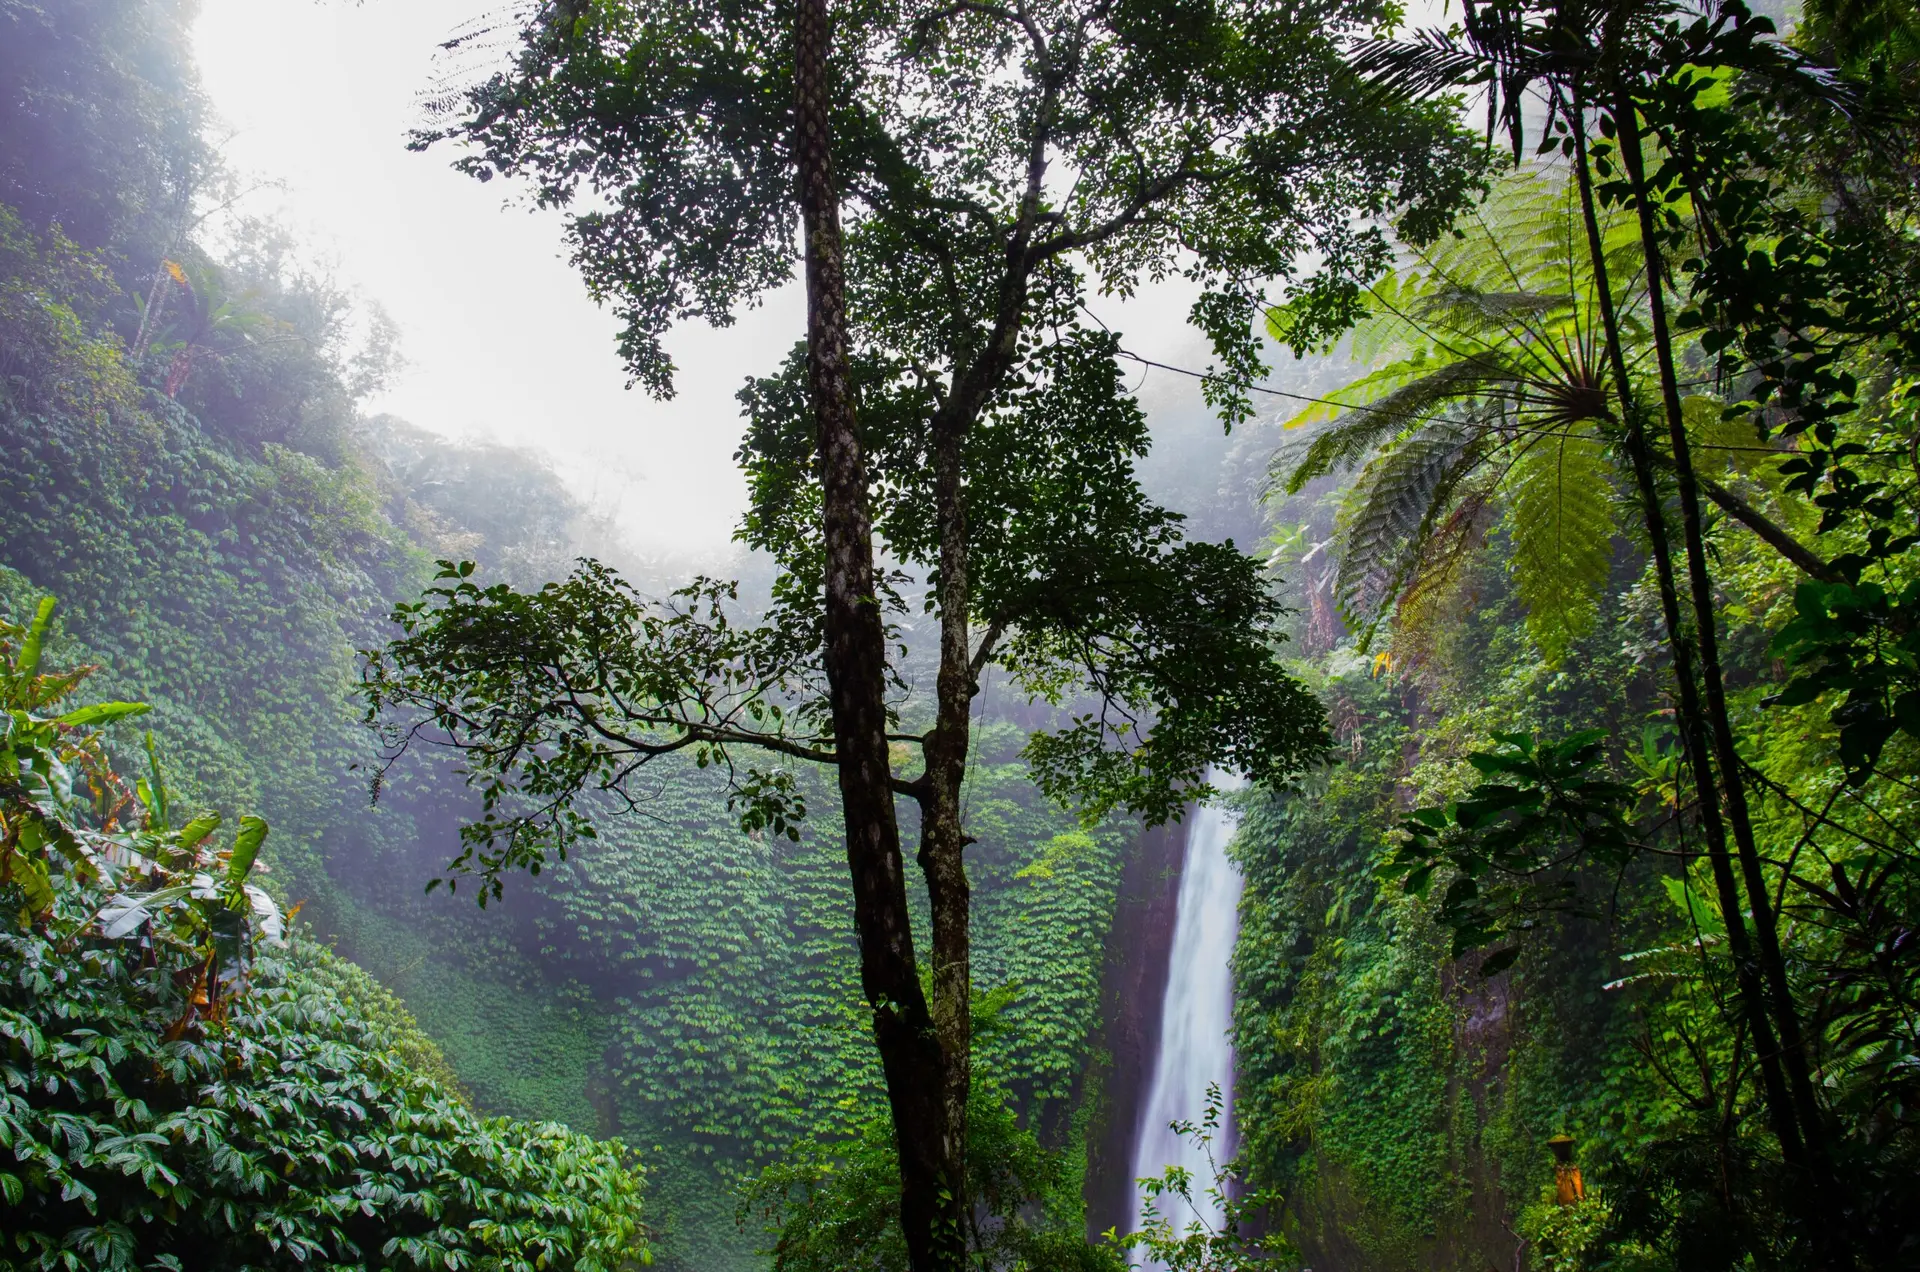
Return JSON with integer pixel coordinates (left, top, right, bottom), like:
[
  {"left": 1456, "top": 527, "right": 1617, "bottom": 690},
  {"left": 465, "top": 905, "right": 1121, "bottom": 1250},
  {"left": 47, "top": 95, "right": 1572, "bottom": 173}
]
[
  {"left": 53, "top": 701, "right": 151, "bottom": 728},
  {"left": 14, "top": 857, "right": 54, "bottom": 915},
  {"left": 1506, "top": 426, "right": 1615, "bottom": 666},
  {"left": 1895, "top": 691, "right": 1920, "bottom": 739},
  {"left": 98, "top": 886, "right": 193, "bottom": 939},
  {"left": 1662, "top": 876, "right": 1726, "bottom": 937},
  {"left": 10, "top": 599, "right": 56, "bottom": 707},
  {"left": 243, "top": 884, "right": 284, "bottom": 944},
  {"left": 227, "top": 816, "right": 269, "bottom": 886},
  {"left": 143, "top": 731, "right": 171, "bottom": 832},
  {"left": 177, "top": 813, "right": 222, "bottom": 851}
]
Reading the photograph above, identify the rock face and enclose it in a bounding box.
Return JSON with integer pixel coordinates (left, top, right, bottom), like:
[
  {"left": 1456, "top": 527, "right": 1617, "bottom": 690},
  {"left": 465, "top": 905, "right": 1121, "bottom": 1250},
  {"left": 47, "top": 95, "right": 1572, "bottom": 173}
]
[{"left": 1081, "top": 818, "right": 1191, "bottom": 1239}]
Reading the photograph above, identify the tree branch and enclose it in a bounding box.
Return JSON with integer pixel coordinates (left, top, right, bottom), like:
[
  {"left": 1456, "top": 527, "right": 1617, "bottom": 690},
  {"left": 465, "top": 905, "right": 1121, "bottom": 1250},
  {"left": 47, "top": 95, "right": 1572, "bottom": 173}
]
[{"left": 1644, "top": 456, "right": 1841, "bottom": 582}]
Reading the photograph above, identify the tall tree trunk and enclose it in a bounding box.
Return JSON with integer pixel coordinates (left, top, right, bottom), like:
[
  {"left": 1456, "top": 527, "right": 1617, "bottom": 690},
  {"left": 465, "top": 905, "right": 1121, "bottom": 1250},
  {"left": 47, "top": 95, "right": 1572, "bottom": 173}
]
[
  {"left": 1609, "top": 88, "right": 1848, "bottom": 1268},
  {"left": 911, "top": 238, "right": 1046, "bottom": 1229},
  {"left": 792, "top": 3, "right": 964, "bottom": 1267},
  {"left": 922, "top": 404, "right": 974, "bottom": 1204},
  {"left": 1568, "top": 95, "right": 1810, "bottom": 1186}
]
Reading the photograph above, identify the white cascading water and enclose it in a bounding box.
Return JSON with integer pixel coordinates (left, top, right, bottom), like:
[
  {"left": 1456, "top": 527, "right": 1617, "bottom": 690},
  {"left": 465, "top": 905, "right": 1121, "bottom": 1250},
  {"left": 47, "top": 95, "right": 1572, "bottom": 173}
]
[{"left": 1130, "top": 771, "right": 1246, "bottom": 1265}]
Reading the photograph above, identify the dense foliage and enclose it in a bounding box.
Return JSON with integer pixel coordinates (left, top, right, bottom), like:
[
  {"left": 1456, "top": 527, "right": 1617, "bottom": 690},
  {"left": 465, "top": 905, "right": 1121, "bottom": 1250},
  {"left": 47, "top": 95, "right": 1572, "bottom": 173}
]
[
  {"left": 0, "top": 5, "right": 1145, "bottom": 1266},
  {"left": 1229, "top": 0, "right": 1920, "bottom": 1268},
  {"left": 0, "top": 604, "right": 649, "bottom": 1270},
  {"left": 380, "top": 0, "right": 1479, "bottom": 1259},
  {"left": 12, "top": 0, "right": 1920, "bottom": 1268}
]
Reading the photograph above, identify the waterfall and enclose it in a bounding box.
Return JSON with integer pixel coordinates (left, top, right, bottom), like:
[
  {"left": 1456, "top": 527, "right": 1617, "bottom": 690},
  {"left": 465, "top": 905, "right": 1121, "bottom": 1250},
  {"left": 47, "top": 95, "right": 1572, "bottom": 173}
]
[{"left": 1130, "top": 771, "right": 1246, "bottom": 1263}]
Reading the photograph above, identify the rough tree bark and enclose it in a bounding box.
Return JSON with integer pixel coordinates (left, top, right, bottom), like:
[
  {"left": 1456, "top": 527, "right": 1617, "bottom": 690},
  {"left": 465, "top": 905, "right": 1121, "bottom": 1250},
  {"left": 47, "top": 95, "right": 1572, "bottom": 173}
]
[
  {"left": 791, "top": 1, "right": 965, "bottom": 1266},
  {"left": 914, "top": 264, "right": 1034, "bottom": 1207}
]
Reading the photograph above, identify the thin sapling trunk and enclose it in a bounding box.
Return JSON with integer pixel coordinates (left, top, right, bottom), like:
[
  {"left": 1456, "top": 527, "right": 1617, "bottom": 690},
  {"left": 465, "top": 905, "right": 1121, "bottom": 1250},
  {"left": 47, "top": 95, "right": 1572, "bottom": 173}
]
[
  {"left": 1611, "top": 85, "right": 1847, "bottom": 1268},
  {"left": 1568, "top": 93, "right": 1813, "bottom": 1193}
]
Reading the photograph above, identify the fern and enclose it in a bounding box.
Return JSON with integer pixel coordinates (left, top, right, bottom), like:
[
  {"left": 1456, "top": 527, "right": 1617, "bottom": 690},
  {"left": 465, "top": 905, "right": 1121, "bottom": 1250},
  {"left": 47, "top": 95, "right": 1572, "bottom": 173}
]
[
  {"left": 1272, "top": 163, "right": 1650, "bottom": 662},
  {"left": 1506, "top": 425, "right": 1617, "bottom": 666},
  {"left": 1683, "top": 393, "right": 1766, "bottom": 474},
  {"left": 1335, "top": 416, "right": 1483, "bottom": 636},
  {"left": 1280, "top": 360, "right": 1499, "bottom": 492},
  {"left": 1390, "top": 486, "right": 1499, "bottom": 669}
]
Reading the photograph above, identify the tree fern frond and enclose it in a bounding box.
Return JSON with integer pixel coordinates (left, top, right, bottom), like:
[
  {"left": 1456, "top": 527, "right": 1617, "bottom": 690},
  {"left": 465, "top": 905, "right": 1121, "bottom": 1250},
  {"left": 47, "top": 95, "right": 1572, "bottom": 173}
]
[
  {"left": 1390, "top": 485, "right": 1499, "bottom": 671},
  {"left": 1506, "top": 426, "right": 1617, "bottom": 666},
  {"left": 1278, "top": 349, "right": 1436, "bottom": 432},
  {"left": 1281, "top": 361, "right": 1497, "bottom": 493},
  {"left": 1334, "top": 417, "right": 1482, "bottom": 633},
  {"left": 1418, "top": 285, "right": 1565, "bottom": 327},
  {"left": 1348, "top": 31, "right": 1487, "bottom": 100},
  {"left": 1683, "top": 394, "right": 1764, "bottom": 475}
]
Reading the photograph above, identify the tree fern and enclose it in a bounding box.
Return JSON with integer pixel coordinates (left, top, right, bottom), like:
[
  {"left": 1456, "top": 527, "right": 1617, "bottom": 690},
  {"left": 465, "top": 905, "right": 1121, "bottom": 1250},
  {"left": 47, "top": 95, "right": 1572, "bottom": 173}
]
[
  {"left": 1506, "top": 425, "right": 1616, "bottom": 666},
  {"left": 1267, "top": 162, "right": 1647, "bottom": 665},
  {"left": 1335, "top": 416, "right": 1483, "bottom": 638},
  {"left": 1278, "top": 359, "right": 1499, "bottom": 493}
]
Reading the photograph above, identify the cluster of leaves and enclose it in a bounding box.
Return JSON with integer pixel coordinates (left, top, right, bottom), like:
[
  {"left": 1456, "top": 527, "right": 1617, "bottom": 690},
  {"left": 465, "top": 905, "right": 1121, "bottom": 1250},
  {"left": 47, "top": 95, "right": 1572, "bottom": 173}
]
[
  {"left": 732, "top": 334, "right": 1333, "bottom": 826},
  {"left": 1768, "top": 576, "right": 1920, "bottom": 782},
  {"left": 745, "top": 1072, "right": 1291, "bottom": 1272},
  {"left": 1383, "top": 730, "right": 1640, "bottom": 971},
  {"left": 364, "top": 559, "right": 835, "bottom": 899},
  {"left": 0, "top": 601, "right": 653, "bottom": 1270},
  {"left": 1630, "top": 7, "right": 1920, "bottom": 551},
  {"left": 743, "top": 1064, "right": 1122, "bottom": 1272},
  {"left": 1122, "top": 1083, "right": 1293, "bottom": 1272}
]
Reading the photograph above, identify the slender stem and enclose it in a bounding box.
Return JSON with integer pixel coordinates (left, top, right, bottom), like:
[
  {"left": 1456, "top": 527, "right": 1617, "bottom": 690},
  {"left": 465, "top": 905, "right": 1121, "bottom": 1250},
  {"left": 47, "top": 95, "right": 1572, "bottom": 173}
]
[
  {"left": 1613, "top": 86, "right": 1846, "bottom": 1267},
  {"left": 1569, "top": 87, "right": 1811, "bottom": 1182}
]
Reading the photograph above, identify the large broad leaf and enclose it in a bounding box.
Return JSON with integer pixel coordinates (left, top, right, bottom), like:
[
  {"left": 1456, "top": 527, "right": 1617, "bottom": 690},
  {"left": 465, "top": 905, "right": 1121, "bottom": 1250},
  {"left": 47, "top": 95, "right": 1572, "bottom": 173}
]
[
  {"left": 1506, "top": 426, "right": 1616, "bottom": 666},
  {"left": 16, "top": 597, "right": 55, "bottom": 684},
  {"left": 226, "top": 816, "right": 269, "bottom": 886},
  {"left": 177, "top": 812, "right": 222, "bottom": 851},
  {"left": 243, "top": 884, "right": 285, "bottom": 945},
  {"left": 53, "top": 701, "right": 151, "bottom": 728},
  {"left": 1663, "top": 876, "right": 1727, "bottom": 938},
  {"left": 5, "top": 598, "right": 60, "bottom": 710},
  {"left": 98, "top": 886, "right": 193, "bottom": 939},
  {"left": 11, "top": 855, "right": 54, "bottom": 916}
]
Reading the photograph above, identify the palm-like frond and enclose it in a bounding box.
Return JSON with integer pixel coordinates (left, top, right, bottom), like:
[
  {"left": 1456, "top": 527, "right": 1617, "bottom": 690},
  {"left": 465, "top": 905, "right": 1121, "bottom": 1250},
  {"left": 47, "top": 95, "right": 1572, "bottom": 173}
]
[
  {"left": 1270, "top": 164, "right": 1646, "bottom": 664},
  {"left": 1348, "top": 30, "right": 1492, "bottom": 102},
  {"left": 1391, "top": 485, "right": 1501, "bottom": 669},
  {"left": 1335, "top": 417, "right": 1485, "bottom": 637},
  {"left": 1506, "top": 424, "right": 1617, "bottom": 665},
  {"left": 1279, "top": 359, "right": 1503, "bottom": 492}
]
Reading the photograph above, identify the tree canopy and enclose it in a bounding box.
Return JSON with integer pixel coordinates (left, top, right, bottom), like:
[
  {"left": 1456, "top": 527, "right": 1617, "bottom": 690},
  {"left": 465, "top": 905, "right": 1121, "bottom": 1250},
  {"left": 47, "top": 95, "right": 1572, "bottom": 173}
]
[{"left": 374, "top": 2, "right": 1482, "bottom": 1265}]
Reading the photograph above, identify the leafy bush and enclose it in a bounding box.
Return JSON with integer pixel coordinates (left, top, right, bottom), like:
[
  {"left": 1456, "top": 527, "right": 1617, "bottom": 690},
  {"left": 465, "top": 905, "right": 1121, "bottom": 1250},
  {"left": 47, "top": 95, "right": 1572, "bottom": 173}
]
[
  {"left": 742, "top": 1072, "right": 1122, "bottom": 1272},
  {"left": 0, "top": 600, "right": 650, "bottom": 1271}
]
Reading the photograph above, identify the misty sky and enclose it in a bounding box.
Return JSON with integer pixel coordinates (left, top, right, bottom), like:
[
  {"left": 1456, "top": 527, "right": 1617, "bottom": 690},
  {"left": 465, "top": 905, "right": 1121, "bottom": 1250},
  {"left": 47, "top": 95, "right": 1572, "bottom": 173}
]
[{"left": 191, "top": 0, "right": 1222, "bottom": 561}]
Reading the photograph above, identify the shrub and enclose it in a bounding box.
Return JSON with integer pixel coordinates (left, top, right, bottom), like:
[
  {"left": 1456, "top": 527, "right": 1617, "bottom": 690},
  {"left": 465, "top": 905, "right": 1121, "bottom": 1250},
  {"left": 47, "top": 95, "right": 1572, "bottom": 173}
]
[{"left": 0, "top": 599, "right": 650, "bottom": 1270}]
